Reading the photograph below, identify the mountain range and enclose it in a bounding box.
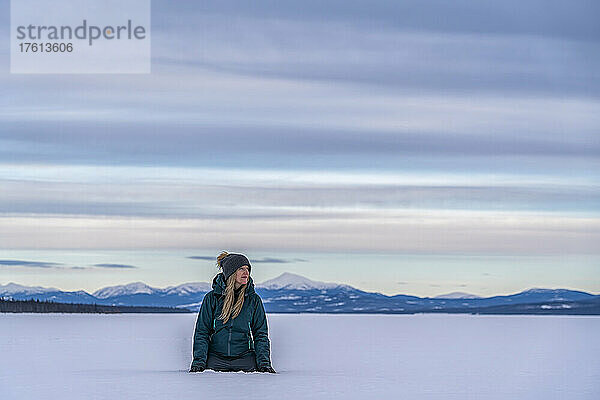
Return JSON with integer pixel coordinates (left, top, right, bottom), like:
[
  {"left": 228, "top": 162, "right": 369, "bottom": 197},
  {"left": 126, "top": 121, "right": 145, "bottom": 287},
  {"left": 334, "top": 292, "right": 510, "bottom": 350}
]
[{"left": 1, "top": 272, "right": 599, "bottom": 314}]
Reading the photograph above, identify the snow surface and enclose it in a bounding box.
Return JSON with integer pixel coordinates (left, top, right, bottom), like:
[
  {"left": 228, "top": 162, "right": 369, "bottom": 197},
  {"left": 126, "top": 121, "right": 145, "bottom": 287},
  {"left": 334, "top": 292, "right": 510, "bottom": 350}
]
[{"left": 0, "top": 314, "right": 598, "bottom": 400}]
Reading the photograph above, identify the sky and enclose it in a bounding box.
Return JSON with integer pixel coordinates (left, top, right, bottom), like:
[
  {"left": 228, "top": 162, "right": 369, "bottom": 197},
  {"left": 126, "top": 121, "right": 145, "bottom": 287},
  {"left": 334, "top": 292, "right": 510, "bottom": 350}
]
[{"left": 0, "top": 0, "right": 599, "bottom": 297}]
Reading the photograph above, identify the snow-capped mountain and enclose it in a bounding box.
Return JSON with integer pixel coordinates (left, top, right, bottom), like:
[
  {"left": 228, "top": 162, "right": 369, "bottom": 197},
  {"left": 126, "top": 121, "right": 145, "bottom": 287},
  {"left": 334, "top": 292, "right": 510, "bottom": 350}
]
[
  {"left": 0, "top": 282, "right": 98, "bottom": 304},
  {"left": 518, "top": 288, "right": 581, "bottom": 301},
  {"left": 257, "top": 272, "right": 352, "bottom": 291},
  {"left": 93, "top": 282, "right": 156, "bottom": 299},
  {"left": 0, "top": 282, "right": 59, "bottom": 296},
  {"left": 434, "top": 292, "right": 482, "bottom": 299},
  {"left": 2, "top": 275, "right": 598, "bottom": 314},
  {"left": 163, "top": 282, "right": 212, "bottom": 295},
  {"left": 488, "top": 288, "right": 593, "bottom": 304},
  {"left": 92, "top": 281, "right": 213, "bottom": 299}
]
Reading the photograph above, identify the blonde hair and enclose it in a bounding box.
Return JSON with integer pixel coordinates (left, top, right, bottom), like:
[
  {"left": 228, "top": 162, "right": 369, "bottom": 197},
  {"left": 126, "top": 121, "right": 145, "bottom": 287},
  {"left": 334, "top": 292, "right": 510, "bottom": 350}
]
[{"left": 216, "top": 251, "right": 247, "bottom": 323}]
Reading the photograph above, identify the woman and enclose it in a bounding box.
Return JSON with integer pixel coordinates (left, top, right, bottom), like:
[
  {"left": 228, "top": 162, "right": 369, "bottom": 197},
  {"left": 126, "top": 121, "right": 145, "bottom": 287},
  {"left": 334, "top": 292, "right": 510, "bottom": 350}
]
[{"left": 189, "top": 251, "right": 276, "bottom": 373}]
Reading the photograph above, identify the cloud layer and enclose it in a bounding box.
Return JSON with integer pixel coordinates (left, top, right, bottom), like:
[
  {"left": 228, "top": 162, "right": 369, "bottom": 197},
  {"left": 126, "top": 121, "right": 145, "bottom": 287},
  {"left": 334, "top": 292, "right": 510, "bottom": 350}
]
[{"left": 0, "top": 0, "right": 598, "bottom": 257}]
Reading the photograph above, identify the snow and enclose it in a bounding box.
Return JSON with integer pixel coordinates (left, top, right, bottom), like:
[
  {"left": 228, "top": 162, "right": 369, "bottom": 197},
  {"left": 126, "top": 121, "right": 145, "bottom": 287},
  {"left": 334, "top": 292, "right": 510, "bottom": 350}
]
[
  {"left": 434, "top": 291, "right": 482, "bottom": 299},
  {"left": 541, "top": 304, "right": 572, "bottom": 309},
  {"left": 257, "top": 272, "right": 351, "bottom": 290},
  {"left": 175, "top": 302, "right": 202, "bottom": 308},
  {"left": 270, "top": 295, "right": 302, "bottom": 301},
  {"left": 0, "top": 314, "right": 598, "bottom": 400},
  {"left": 524, "top": 288, "right": 556, "bottom": 293}
]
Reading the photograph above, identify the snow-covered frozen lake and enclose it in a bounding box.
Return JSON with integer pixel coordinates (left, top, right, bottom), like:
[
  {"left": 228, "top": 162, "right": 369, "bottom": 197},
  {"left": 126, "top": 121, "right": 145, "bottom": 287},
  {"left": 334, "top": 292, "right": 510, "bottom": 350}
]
[{"left": 0, "top": 313, "right": 598, "bottom": 399}]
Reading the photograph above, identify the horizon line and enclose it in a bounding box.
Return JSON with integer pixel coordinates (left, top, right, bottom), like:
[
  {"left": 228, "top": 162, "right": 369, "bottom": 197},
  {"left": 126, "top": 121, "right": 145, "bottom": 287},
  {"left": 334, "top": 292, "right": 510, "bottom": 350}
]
[{"left": 2, "top": 273, "right": 599, "bottom": 299}]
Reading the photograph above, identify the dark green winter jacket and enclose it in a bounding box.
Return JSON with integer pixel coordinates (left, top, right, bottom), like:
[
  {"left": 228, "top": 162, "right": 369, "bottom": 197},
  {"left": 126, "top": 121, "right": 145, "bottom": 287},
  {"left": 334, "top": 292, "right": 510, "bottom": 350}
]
[{"left": 191, "top": 273, "right": 272, "bottom": 369}]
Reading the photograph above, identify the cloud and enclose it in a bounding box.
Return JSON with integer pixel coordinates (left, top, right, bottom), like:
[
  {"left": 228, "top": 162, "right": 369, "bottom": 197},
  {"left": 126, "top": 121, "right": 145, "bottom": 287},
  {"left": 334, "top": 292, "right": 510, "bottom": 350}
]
[
  {"left": 0, "top": 259, "right": 84, "bottom": 270},
  {"left": 0, "top": 259, "right": 64, "bottom": 268},
  {"left": 0, "top": 260, "right": 138, "bottom": 270},
  {"left": 92, "top": 263, "right": 138, "bottom": 269},
  {"left": 1, "top": 3, "right": 599, "bottom": 171},
  {"left": 1, "top": 210, "right": 599, "bottom": 254},
  {"left": 251, "top": 257, "right": 308, "bottom": 264},
  {"left": 397, "top": 281, "right": 409, "bottom": 285},
  {"left": 187, "top": 256, "right": 308, "bottom": 263},
  {"left": 1, "top": 165, "right": 598, "bottom": 222},
  {"left": 0, "top": 0, "right": 598, "bottom": 257},
  {"left": 147, "top": 1, "right": 600, "bottom": 96},
  {"left": 187, "top": 256, "right": 216, "bottom": 261},
  {"left": 0, "top": 259, "right": 140, "bottom": 270},
  {"left": 2, "top": 95, "right": 599, "bottom": 163}
]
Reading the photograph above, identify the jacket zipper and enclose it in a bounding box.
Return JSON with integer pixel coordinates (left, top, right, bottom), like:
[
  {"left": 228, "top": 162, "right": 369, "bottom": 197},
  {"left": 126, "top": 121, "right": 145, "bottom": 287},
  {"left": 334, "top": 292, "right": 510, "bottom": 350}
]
[
  {"left": 228, "top": 320, "right": 232, "bottom": 356},
  {"left": 248, "top": 321, "right": 254, "bottom": 350},
  {"left": 209, "top": 319, "right": 215, "bottom": 341}
]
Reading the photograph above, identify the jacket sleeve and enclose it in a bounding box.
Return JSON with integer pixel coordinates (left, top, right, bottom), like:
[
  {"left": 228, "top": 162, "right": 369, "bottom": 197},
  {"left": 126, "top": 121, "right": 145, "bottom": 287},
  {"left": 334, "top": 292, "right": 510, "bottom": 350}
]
[
  {"left": 191, "top": 292, "right": 214, "bottom": 368},
  {"left": 251, "top": 294, "right": 272, "bottom": 368}
]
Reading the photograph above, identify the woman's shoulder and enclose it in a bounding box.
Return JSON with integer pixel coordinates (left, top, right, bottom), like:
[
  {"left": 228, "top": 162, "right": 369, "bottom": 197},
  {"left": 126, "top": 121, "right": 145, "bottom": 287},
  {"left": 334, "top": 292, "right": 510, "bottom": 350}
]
[
  {"left": 248, "top": 292, "right": 264, "bottom": 304},
  {"left": 203, "top": 290, "right": 218, "bottom": 301}
]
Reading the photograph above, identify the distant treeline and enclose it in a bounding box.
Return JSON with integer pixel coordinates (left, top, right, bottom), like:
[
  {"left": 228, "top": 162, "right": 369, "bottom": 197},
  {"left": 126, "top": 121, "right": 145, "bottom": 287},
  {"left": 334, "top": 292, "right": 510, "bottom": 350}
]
[{"left": 0, "top": 298, "right": 193, "bottom": 314}]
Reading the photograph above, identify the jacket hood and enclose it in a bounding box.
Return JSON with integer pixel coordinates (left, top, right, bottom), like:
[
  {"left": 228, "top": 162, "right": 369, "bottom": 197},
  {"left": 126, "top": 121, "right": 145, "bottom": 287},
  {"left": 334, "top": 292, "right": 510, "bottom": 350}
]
[{"left": 212, "top": 272, "right": 255, "bottom": 297}]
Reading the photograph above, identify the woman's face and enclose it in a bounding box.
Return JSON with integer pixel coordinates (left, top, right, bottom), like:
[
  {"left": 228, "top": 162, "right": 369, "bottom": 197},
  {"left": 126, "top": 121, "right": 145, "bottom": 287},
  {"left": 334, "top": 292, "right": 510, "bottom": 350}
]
[{"left": 235, "top": 265, "right": 250, "bottom": 287}]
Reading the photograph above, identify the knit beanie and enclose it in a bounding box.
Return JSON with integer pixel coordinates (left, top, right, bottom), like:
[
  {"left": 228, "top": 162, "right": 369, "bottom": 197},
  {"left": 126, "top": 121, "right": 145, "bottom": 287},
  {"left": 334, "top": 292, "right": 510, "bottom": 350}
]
[{"left": 220, "top": 253, "right": 252, "bottom": 281}]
